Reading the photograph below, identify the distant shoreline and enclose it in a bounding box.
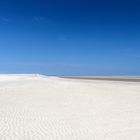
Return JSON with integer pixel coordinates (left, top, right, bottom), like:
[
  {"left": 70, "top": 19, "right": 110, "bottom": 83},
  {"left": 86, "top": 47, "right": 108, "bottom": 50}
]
[{"left": 60, "top": 76, "right": 140, "bottom": 82}]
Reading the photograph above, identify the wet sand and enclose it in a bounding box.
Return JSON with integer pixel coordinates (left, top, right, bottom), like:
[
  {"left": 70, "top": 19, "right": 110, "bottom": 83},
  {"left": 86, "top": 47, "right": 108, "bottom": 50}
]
[{"left": 61, "top": 76, "right": 140, "bottom": 82}]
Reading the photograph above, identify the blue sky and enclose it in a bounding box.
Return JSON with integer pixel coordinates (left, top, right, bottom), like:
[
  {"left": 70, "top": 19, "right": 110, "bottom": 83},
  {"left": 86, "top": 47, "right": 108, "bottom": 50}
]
[{"left": 0, "top": 0, "right": 140, "bottom": 75}]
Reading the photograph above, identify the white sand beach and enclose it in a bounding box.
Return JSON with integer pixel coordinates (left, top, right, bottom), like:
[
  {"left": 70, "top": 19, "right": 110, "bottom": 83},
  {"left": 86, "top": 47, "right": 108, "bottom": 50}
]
[{"left": 0, "top": 74, "right": 140, "bottom": 140}]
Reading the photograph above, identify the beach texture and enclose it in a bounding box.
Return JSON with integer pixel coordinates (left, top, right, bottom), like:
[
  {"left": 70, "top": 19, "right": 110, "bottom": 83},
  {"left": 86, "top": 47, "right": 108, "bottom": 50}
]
[{"left": 0, "top": 74, "right": 140, "bottom": 139}]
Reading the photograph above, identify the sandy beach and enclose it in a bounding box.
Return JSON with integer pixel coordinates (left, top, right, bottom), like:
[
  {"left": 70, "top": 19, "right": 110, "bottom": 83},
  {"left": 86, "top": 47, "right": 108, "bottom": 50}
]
[{"left": 0, "top": 74, "right": 140, "bottom": 139}]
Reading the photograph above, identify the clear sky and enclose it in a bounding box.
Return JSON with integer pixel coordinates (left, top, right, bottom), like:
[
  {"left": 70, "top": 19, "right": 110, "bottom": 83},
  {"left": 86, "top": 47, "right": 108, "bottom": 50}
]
[{"left": 0, "top": 0, "right": 140, "bottom": 75}]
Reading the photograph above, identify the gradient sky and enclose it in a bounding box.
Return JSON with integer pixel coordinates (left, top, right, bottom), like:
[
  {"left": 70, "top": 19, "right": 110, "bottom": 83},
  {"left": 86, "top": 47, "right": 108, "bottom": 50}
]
[{"left": 0, "top": 0, "right": 140, "bottom": 75}]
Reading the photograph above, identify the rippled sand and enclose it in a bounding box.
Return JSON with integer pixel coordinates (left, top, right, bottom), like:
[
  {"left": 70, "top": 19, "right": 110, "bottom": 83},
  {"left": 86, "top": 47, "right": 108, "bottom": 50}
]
[{"left": 0, "top": 74, "right": 140, "bottom": 140}]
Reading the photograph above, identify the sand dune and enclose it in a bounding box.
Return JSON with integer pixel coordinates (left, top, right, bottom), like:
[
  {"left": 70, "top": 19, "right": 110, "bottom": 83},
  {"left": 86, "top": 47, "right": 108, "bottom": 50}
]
[{"left": 0, "top": 74, "right": 140, "bottom": 139}]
